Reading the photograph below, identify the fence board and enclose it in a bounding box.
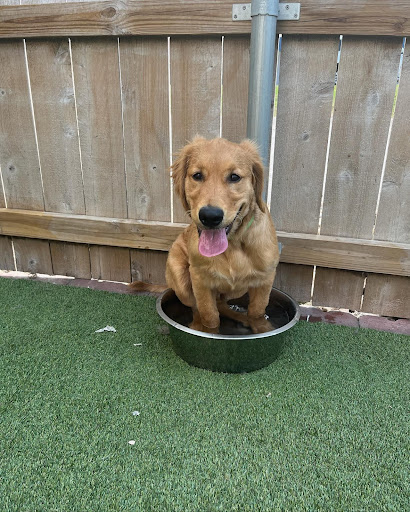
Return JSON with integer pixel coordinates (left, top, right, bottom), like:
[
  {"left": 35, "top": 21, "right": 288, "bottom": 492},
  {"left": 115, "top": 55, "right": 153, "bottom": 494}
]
[
  {"left": 362, "top": 274, "right": 410, "bottom": 318},
  {"left": 271, "top": 35, "right": 339, "bottom": 302},
  {"left": 0, "top": 39, "right": 53, "bottom": 274},
  {"left": 50, "top": 242, "right": 91, "bottom": 278},
  {"left": 25, "top": 37, "right": 91, "bottom": 278},
  {"left": 221, "top": 35, "right": 249, "bottom": 143},
  {"left": 365, "top": 42, "right": 410, "bottom": 318},
  {"left": 374, "top": 46, "right": 410, "bottom": 244},
  {"left": 0, "top": 0, "right": 19, "bottom": 269},
  {"left": 313, "top": 269, "right": 365, "bottom": 311},
  {"left": 130, "top": 249, "right": 167, "bottom": 285},
  {"left": 2, "top": 1, "right": 410, "bottom": 38},
  {"left": 313, "top": 36, "right": 403, "bottom": 310},
  {"left": 271, "top": 35, "right": 339, "bottom": 233},
  {"left": 274, "top": 263, "right": 313, "bottom": 304},
  {"left": 170, "top": 36, "right": 222, "bottom": 223},
  {"left": 71, "top": 37, "right": 129, "bottom": 281},
  {"left": 120, "top": 37, "right": 171, "bottom": 222},
  {"left": 0, "top": 236, "right": 14, "bottom": 269}
]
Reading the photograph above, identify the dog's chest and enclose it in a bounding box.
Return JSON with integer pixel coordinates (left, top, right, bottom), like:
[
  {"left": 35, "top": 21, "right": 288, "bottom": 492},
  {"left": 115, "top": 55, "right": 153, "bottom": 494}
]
[{"left": 209, "top": 246, "right": 273, "bottom": 290}]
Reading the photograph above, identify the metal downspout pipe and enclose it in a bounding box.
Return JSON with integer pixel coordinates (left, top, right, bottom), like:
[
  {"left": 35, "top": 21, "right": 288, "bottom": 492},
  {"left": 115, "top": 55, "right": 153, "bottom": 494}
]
[{"left": 246, "top": 0, "right": 279, "bottom": 199}]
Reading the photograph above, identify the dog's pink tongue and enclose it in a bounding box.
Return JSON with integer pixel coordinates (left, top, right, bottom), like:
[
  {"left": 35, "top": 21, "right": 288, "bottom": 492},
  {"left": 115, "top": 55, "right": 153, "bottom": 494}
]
[{"left": 198, "top": 228, "right": 228, "bottom": 257}]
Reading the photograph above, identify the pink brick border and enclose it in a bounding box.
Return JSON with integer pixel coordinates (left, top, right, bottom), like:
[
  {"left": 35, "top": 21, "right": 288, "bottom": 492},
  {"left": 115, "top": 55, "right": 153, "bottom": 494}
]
[{"left": 1, "top": 271, "right": 409, "bottom": 335}]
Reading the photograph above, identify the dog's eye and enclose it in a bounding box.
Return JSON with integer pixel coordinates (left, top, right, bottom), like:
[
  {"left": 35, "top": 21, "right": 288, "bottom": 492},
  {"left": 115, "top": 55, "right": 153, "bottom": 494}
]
[
  {"left": 192, "top": 172, "right": 203, "bottom": 182},
  {"left": 228, "top": 173, "right": 241, "bottom": 183}
]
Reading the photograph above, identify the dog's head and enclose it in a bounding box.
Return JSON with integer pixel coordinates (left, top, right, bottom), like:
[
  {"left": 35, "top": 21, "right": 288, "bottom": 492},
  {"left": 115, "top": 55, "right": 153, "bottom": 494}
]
[{"left": 171, "top": 137, "right": 265, "bottom": 257}]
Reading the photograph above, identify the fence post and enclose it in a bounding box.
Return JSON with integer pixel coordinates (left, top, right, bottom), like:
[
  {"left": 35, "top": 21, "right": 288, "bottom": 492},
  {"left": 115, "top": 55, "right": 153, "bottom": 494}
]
[{"left": 246, "top": 0, "right": 279, "bottom": 197}]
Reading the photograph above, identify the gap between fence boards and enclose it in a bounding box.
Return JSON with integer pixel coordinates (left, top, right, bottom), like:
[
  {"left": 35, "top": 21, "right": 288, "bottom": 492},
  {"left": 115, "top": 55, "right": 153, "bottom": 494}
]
[{"left": 0, "top": 209, "right": 408, "bottom": 277}]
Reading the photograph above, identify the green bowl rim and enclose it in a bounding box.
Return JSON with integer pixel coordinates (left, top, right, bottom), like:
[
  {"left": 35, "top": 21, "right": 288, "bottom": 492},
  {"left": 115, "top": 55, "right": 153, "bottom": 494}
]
[{"left": 156, "top": 287, "right": 300, "bottom": 341}]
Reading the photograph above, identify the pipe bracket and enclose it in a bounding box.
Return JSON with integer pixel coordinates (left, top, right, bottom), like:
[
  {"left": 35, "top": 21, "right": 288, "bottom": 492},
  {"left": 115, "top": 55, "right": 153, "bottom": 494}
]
[{"left": 232, "top": 3, "right": 300, "bottom": 21}]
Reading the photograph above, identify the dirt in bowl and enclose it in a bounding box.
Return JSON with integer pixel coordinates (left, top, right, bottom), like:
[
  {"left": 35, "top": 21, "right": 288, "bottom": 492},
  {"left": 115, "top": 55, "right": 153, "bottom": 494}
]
[{"left": 163, "top": 296, "right": 290, "bottom": 335}]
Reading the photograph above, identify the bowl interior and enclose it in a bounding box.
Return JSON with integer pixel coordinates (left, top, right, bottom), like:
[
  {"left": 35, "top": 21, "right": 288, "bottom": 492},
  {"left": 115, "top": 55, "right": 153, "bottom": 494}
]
[{"left": 158, "top": 288, "right": 299, "bottom": 339}]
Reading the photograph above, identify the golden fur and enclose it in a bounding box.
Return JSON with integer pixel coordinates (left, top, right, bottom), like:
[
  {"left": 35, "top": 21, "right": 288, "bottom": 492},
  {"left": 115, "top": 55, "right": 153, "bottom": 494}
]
[{"left": 165, "top": 137, "right": 280, "bottom": 333}]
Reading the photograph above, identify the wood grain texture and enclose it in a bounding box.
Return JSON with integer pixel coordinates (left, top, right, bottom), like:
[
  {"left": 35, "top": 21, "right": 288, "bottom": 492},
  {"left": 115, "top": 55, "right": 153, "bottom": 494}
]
[
  {"left": 0, "top": 38, "right": 54, "bottom": 274},
  {"left": 120, "top": 37, "right": 171, "bottom": 222},
  {"left": 0, "top": 235, "right": 14, "bottom": 270},
  {"left": 130, "top": 248, "right": 167, "bottom": 284},
  {"left": 270, "top": 36, "right": 339, "bottom": 304},
  {"left": 274, "top": 263, "right": 313, "bottom": 304},
  {"left": 313, "top": 268, "right": 365, "bottom": 311},
  {"left": 361, "top": 274, "right": 410, "bottom": 318},
  {"left": 12, "top": 237, "right": 53, "bottom": 274},
  {"left": 25, "top": 39, "right": 84, "bottom": 214},
  {"left": 70, "top": 37, "right": 129, "bottom": 280},
  {"left": 25, "top": 38, "right": 91, "bottom": 277},
  {"left": 314, "top": 37, "right": 403, "bottom": 311},
  {"left": 2, "top": 209, "right": 409, "bottom": 276},
  {"left": 321, "top": 37, "right": 402, "bottom": 239},
  {"left": 364, "top": 45, "right": 410, "bottom": 318},
  {"left": 49, "top": 241, "right": 91, "bottom": 278},
  {"left": 170, "top": 36, "right": 222, "bottom": 222},
  {"left": 0, "top": 41, "right": 43, "bottom": 210},
  {"left": 271, "top": 35, "right": 339, "bottom": 234},
  {"left": 89, "top": 245, "right": 130, "bottom": 282},
  {"left": 1, "top": 1, "right": 410, "bottom": 38},
  {"left": 0, "top": 0, "right": 15, "bottom": 269},
  {"left": 373, "top": 46, "right": 410, "bottom": 244},
  {"left": 221, "top": 35, "right": 249, "bottom": 143}
]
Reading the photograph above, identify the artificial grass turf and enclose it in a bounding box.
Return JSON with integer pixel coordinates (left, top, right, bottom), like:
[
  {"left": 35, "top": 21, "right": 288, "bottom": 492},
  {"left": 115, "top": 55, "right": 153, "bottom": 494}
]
[{"left": 0, "top": 278, "right": 408, "bottom": 512}]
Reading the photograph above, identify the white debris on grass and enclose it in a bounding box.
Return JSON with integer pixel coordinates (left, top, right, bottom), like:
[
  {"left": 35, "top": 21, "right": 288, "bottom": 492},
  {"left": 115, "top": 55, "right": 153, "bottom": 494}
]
[
  {"left": 133, "top": 343, "right": 142, "bottom": 346},
  {"left": 128, "top": 440, "right": 136, "bottom": 446},
  {"left": 95, "top": 325, "right": 117, "bottom": 333},
  {"left": 132, "top": 411, "right": 140, "bottom": 416}
]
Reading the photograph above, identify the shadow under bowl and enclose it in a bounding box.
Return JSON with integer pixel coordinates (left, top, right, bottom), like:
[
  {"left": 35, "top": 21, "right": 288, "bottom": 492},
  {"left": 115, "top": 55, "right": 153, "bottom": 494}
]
[{"left": 156, "top": 288, "right": 300, "bottom": 373}]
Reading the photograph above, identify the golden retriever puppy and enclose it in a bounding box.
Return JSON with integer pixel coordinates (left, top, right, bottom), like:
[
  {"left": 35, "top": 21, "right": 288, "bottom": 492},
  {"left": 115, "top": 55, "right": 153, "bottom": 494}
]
[{"left": 166, "top": 136, "right": 280, "bottom": 333}]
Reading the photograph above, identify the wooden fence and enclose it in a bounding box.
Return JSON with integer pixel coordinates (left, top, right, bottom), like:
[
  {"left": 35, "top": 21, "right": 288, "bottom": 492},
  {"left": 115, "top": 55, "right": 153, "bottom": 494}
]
[{"left": 0, "top": 0, "right": 409, "bottom": 318}]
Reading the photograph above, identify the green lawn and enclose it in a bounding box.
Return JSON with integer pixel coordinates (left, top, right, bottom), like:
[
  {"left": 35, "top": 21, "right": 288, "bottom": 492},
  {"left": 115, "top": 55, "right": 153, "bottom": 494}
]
[{"left": 0, "top": 278, "right": 408, "bottom": 511}]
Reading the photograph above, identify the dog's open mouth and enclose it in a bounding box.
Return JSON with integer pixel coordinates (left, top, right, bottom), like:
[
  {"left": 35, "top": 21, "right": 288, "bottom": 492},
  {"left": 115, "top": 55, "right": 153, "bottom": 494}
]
[{"left": 197, "top": 206, "right": 243, "bottom": 258}]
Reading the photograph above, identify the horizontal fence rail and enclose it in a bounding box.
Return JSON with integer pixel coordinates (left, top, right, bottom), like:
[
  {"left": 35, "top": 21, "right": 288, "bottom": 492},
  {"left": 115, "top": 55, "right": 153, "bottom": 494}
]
[
  {"left": 1, "top": 209, "right": 409, "bottom": 277},
  {"left": 0, "top": 0, "right": 410, "bottom": 38}
]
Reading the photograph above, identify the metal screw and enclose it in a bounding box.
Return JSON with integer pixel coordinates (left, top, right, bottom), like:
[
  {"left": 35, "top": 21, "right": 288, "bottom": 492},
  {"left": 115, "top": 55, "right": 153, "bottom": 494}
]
[
  {"left": 294, "top": 13, "right": 298, "bottom": 18},
  {"left": 234, "top": 14, "right": 237, "bottom": 19},
  {"left": 286, "top": 4, "right": 289, "bottom": 9},
  {"left": 243, "top": 5, "right": 246, "bottom": 9}
]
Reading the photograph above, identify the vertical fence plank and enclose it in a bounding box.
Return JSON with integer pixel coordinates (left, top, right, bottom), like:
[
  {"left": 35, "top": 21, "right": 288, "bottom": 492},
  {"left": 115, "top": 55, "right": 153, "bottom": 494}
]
[
  {"left": 373, "top": 46, "right": 410, "bottom": 244},
  {"left": 71, "top": 37, "right": 130, "bottom": 282},
  {"left": 170, "top": 36, "right": 222, "bottom": 223},
  {"left": 25, "top": 38, "right": 91, "bottom": 278},
  {"left": 221, "top": 35, "right": 250, "bottom": 143},
  {"left": 363, "top": 42, "right": 410, "bottom": 318},
  {"left": 120, "top": 37, "right": 171, "bottom": 283},
  {"left": 131, "top": 249, "right": 167, "bottom": 285},
  {"left": 313, "top": 36, "right": 403, "bottom": 310},
  {"left": 0, "top": 39, "right": 52, "bottom": 274},
  {"left": 0, "top": 237, "right": 14, "bottom": 270},
  {"left": 120, "top": 37, "right": 170, "bottom": 223},
  {"left": 271, "top": 35, "right": 339, "bottom": 233},
  {"left": 271, "top": 35, "right": 339, "bottom": 302},
  {"left": 362, "top": 274, "right": 409, "bottom": 318}
]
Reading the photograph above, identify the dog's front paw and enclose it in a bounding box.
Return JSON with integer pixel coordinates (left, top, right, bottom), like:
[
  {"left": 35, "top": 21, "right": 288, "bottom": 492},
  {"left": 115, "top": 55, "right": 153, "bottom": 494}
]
[
  {"left": 189, "top": 320, "right": 219, "bottom": 334},
  {"left": 248, "top": 316, "right": 273, "bottom": 334}
]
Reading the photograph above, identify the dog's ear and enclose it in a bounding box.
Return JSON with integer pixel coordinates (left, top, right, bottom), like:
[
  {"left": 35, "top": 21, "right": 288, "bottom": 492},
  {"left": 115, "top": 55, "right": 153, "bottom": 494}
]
[
  {"left": 240, "top": 139, "right": 265, "bottom": 210},
  {"left": 171, "top": 136, "right": 205, "bottom": 211}
]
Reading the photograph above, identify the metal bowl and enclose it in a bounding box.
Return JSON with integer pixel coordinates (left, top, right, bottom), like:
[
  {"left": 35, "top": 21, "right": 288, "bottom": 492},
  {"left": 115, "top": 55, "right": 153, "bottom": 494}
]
[{"left": 156, "top": 288, "right": 300, "bottom": 373}]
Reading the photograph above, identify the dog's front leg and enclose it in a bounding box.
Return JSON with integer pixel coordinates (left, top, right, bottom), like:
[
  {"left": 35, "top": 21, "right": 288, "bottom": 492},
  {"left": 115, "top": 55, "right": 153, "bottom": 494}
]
[
  {"left": 247, "top": 279, "right": 275, "bottom": 334},
  {"left": 190, "top": 271, "right": 219, "bottom": 333}
]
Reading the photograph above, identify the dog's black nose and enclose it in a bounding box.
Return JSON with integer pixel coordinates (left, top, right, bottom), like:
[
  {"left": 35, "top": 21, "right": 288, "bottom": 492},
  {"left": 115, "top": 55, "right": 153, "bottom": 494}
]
[{"left": 199, "top": 206, "right": 224, "bottom": 228}]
